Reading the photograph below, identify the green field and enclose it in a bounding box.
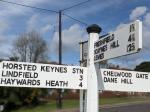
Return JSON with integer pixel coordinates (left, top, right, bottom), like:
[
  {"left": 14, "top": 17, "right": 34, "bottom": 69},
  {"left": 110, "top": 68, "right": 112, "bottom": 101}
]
[
  {"left": 11, "top": 96, "right": 150, "bottom": 112},
  {"left": 11, "top": 100, "right": 79, "bottom": 112}
]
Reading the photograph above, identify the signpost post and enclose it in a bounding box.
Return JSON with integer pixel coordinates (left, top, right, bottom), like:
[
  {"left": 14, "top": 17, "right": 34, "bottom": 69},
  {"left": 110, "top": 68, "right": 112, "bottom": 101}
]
[{"left": 86, "top": 24, "right": 102, "bottom": 112}]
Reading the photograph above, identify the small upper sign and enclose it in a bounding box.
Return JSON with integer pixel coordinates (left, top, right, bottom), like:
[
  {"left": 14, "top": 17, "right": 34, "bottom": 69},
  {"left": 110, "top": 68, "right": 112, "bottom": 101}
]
[{"left": 94, "top": 20, "right": 142, "bottom": 62}]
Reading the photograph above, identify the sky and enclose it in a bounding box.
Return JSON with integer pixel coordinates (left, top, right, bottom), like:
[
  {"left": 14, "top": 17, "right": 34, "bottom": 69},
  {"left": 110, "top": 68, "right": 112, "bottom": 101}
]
[{"left": 0, "top": 0, "right": 150, "bottom": 69}]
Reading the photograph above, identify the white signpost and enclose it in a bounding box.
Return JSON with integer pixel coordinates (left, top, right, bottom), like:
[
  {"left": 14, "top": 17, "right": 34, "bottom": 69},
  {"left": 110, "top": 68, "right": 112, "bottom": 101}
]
[
  {"left": 0, "top": 61, "right": 87, "bottom": 89},
  {"left": 99, "top": 69, "right": 150, "bottom": 92},
  {"left": 94, "top": 20, "right": 142, "bottom": 62},
  {"left": 86, "top": 24, "right": 102, "bottom": 112},
  {"left": 82, "top": 20, "right": 143, "bottom": 112},
  {"left": 0, "top": 20, "right": 144, "bottom": 112}
]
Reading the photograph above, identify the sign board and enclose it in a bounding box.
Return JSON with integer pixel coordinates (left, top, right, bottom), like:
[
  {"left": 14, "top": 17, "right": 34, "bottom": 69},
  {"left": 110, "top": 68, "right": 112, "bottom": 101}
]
[
  {"left": 98, "top": 69, "right": 150, "bottom": 92},
  {"left": 0, "top": 61, "right": 87, "bottom": 89},
  {"left": 82, "top": 41, "right": 88, "bottom": 61},
  {"left": 94, "top": 20, "right": 142, "bottom": 62}
]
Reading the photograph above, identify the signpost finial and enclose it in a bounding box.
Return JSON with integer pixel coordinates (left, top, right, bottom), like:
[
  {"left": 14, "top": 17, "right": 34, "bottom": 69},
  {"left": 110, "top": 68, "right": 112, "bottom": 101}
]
[{"left": 86, "top": 24, "right": 102, "bottom": 34}]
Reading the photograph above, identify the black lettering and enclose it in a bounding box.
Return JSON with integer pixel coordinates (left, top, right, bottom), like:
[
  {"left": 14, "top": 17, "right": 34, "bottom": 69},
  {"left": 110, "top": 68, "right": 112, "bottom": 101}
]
[
  {"left": 72, "top": 68, "right": 76, "bottom": 74},
  {"left": 79, "top": 75, "right": 83, "bottom": 81},
  {"left": 64, "top": 67, "right": 67, "bottom": 73},
  {"left": 72, "top": 68, "right": 83, "bottom": 74},
  {"left": 103, "top": 71, "right": 113, "bottom": 76},
  {"left": 104, "top": 77, "right": 117, "bottom": 83},
  {"left": 0, "top": 78, "right": 14, "bottom": 85},
  {"left": 2, "top": 62, "right": 37, "bottom": 71},
  {"left": 110, "top": 40, "right": 119, "bottom": 49},
  {"left": 2, "top": 62, "right": 12, "bottom": 69},
  {"left": 128, "top": 34, "right": 135, "bottom": 42},
  {"left": 94, "top": 53, "right": 104, "bottom": 61},
  {"left": 36, "top": 80, "right": 40, "bottom": 86},
  {"left": 121, "top": 78, "right": 133, "bottom": 84},
  {"left": 127, "top": 43, "right": 135, "bottom": 52},
  {"left": 46, "top": 80, "right": 51, "bottom": 86},
  {"left": 63, "top": 81, "right": 68, "bottom": 87},
  {"left": 55, "top": 81, "right": 59, "bottom": 86},
  {"left": 28, "top": 79, "right": 32, "bottom": 85},
  {"left": 136, "top": 73, "right": 148, "bottom": 79},
  {"left": 79, "top": 82, "right": 83, "bottom": 87},
  {"left": 41, "top": 66, "right": 67, "bottom": 73},
  {"left": 14, "top": 64, "right": 19, "bottom": 69},
  {"left": 19, "top": 64, "right": 22, "bottom": 70},
  {"left": 1, "top": 70, "right": 38, "bottom": 78},
  {"left": 45, "top": 80, "right": 68, "bottom": 87},
  {"left": 31, "top": 80, "right": 36, "bottom": 85},
  {"left": 94, "top": 34, "right": 114, "bottom": 47},
  {"left": 94, "top": 45, "right": 107, "bottom": 54},
  {"left": 51, "top": 66, "right": 56, "bottom": 72},
  {"left": 130, "top": 24, "right": 135, "bottom": 32},
  {"left": 41, "top": 66, "right": 46, "bottom": 72},
  {"left": 103, "top": 70, "right": 132, "bottom": 78}
]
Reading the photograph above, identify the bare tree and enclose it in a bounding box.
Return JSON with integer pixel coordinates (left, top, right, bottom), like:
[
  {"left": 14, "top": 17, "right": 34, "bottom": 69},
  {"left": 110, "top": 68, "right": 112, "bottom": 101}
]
[
  {"left": 8, "top": 31, "right": 49, "bottom": 107},
  {"left": 13, "top": 30, "right": 48, "bottom": 63}
]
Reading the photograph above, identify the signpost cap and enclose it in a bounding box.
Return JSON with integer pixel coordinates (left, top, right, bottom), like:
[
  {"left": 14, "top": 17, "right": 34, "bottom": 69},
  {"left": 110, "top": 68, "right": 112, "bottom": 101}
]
[{"left": 87, "top": 24, "right": 102, "bottom": 34}]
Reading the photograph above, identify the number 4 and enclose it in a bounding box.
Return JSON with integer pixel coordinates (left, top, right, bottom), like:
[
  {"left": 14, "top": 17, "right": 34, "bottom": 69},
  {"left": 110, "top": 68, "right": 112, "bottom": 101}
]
[
  {"left": 128, "top": 34, "right": 135, "bottom": 42},
  {"left": 79, "top": 82, "right": 83, "bottom": 87}
]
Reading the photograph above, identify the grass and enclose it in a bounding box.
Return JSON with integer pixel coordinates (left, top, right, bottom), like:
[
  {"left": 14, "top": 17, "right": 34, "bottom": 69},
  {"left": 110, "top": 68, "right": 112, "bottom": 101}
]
[
  {"left": 11, "top": 100, "right": 79, "bottom": 112},
  {"left": 11, "top": 96, "right": 150, "bottom": 112},
  {"left": 11, "top": 102, "right": 54, "bottom": 112}
]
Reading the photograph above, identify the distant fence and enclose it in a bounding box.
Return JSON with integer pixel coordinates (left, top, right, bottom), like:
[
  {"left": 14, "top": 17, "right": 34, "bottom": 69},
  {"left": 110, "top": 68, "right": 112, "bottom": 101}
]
[{"left": 46, "top": 90, "right": 146, "bottom": 100}]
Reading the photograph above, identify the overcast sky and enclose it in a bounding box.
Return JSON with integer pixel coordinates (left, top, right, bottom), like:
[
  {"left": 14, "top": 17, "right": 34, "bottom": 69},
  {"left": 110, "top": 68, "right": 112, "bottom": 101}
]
[{"left": 0, "top": 0, "right": 150, "bottom": 69}]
